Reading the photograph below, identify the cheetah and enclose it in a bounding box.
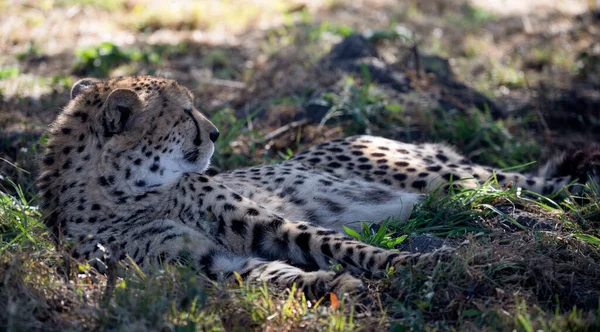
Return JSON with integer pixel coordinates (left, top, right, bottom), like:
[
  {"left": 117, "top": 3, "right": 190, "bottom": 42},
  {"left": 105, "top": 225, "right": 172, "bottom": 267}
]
[{"left": 36, "top": 76, "right": 590, "bottom": 300}]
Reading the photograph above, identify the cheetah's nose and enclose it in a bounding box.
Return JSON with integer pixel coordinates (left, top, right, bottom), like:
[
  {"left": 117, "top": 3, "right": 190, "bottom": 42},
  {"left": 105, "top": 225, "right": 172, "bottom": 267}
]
[{"left": 209, "top": 130, "right": 220, "bottom": 143}]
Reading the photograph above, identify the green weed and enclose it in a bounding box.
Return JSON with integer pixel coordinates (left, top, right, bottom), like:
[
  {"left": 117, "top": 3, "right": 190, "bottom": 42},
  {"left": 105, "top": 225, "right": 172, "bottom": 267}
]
[
  {"left": 307, "top": 22, "right": 355, "bottom": 41},
  {"left": 0, "top": 176, "right": 49, "bottom": 252},
  {"left": 344, "top": 219, "right": 408, "bottom": 250},
  {"left": 319, "top": 70, "right": 405, "bottom": 136},
  {"left": 73, "top": 42, "right": 188, "bottom": 77},
  {"left": 427, "top": 107, "right": 540, "bottom": 168},
  {"left": 578, "top": 51, "right": 600, "bottom": 81},
  {"left": 208, "top": 108, "right": 262, "bottom": 171},
  {"left": 201, "top": 48, "right": 238, "bottom": 79},
  {"left": 0, "top": 67, "right": 20, "bottom": 80},
  {"left": 445, "top": 4, "right": 496, "bottom": 32},
  {"left": 16, "top": 42, "right": 44, "bottom": 61}
]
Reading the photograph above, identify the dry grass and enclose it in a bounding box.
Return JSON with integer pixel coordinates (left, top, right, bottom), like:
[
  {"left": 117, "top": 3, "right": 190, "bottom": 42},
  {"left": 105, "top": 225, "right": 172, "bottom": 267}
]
[{"left": 1, "top": 0, "right": 600, "bottom": 330}]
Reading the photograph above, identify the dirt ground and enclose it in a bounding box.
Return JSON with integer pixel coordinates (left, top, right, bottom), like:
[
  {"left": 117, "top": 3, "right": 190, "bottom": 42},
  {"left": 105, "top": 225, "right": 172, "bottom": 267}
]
[{"left": 1, "top": 0, "right": 599, "bottom": 330}]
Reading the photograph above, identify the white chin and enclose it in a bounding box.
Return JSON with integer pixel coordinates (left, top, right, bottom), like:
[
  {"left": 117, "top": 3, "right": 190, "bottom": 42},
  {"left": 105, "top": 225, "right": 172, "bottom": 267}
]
[
  {"left": 197, "top": 158, "right": 211, "bottom": 173},
  {"left": 180, "top": 159, "right": 210, "bottom": 174},
  {"left": 183, "top": 145, "right": 214, "bottom": 173}
]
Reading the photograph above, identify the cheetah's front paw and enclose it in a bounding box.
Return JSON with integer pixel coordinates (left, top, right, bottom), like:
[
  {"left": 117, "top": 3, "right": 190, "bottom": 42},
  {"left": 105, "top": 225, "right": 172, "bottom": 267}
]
[{"left": 296, "top": 270, "right": 365, "bottom": 300}]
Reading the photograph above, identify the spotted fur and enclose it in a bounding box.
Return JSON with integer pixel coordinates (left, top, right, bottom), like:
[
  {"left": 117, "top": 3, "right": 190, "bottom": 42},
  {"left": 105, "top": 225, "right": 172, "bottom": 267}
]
[
  {"left": 37, "top": 76, "right": 584, "bottom": 300},
  {"left": 287, "top": 136, "right": 576, "bottom": 196}
]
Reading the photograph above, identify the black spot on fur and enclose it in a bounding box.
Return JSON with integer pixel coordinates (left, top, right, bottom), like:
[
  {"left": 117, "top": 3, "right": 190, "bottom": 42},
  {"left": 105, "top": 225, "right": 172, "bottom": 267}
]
[
  {"left": 393, "top": 173, "right": 407, "bottom": 181},
  {"left": 98, "top": 176, "right": 109, "bottom": 186},
  {"left": 246, "top": 208, "right": 260, "bottom": 216},
  {"left": 442, "top": 173, "right": 461, "bottom": 181},
  {"left": 295, "top": 232, "right": 312, "bottom": 252},
  {"left": 426, "top": 165, "right": 442, "bottom": 172},
  {"left": 42, "top": 156, "right": 55, "bottom": 165},
  {"left": 231, "top": 193, "right": 243, "bottom": 201},
  {"left": 62, "top": 159, "right": 72, "bottom": 169},
  {"left": 231, "top": 219, "right": 247, "bottom": 237},
  {"left": 316, "top": 230, "right": 337, "bottom": 236},
  {"left": 321, "top": 243, "right": 333, "bottom": 258},
  {"left": 435, "top": 154, "right": 449, "bottom": 162}
]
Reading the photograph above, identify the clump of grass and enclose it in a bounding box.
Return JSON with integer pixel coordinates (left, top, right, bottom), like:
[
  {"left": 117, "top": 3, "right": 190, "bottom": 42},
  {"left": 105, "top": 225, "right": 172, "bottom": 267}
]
[
  {"left": 426, "top": 107, "right": 540, "bottom": 169},
  {"left": 73, "top": 42, "right": 188, "bottom": 77},
  {"left": 0, "top": 176, "right": 48, "bottom": 251},
  {"left": 444, "top": 4, "right": 497, "bottom": 32},
  {"left": 16, "top": 41, "right": 44, "bottom": 61},
  {"left": 73, "top": 42, "right": 140, "bottom": 77},
  {"left": 0, "top": 67, "right": 20, "bottom": 80},
  {"left": 208, "top": 108, "right": 262, "bottom": 172},
  {"left": 560, "top": 178, "right": 600, "bottom": 247},
  {"left": 307, "top": 22, "right": 355, "bottom": 41},
  {"left": 201, "top": 48, "right": 241, "bottom": 80},
  {"left": 344, "top": 219, "right": 408, "bottom": 250},
  {"left": 578, "top": 51, "right": 600, "bottom": 83},
  {"left": 318, "top": 70, "right": 405, "bottom": 136}
]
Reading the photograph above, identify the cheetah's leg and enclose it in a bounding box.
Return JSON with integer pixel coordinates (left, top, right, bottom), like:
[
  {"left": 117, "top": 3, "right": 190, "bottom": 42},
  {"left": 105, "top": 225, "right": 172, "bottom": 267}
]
[
  {"left": 189, "top": 174, "right": 451, "bottom": 276},
  {"left": 120, "top": 219, "right": 363, "bottom": 299},
  {"left": 211, "top": 254, "right": 365, "bottom": 299}
]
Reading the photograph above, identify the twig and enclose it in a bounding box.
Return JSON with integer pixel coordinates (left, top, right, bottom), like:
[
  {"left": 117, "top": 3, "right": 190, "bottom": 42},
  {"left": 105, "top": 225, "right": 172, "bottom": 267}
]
[
  {"left": 102, "top": 248, "right": 120, "bottom": 304},
  {"left": 259, "top": 119, "right": 309, "bottom": 144},
  {"left": 204, "top": 78, "right": 246, "bottom": 89},
  {"left": 525, "top": 75, "right": 551, "bottom": 140},
  {"left": 412, "top": 41, "right": 421, "bottom": 80}
]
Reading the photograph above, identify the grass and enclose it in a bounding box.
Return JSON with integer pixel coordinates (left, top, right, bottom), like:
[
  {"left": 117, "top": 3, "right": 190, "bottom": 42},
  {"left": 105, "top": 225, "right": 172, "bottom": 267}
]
[
  {"left": 426, "top": 107, "right": 541, "bottom": 169},
  {"left": 0, "top": 67, "right": 20, "bottom": 80},
  {"left": 2, "top": 0, "right": 600, "bottom": 330},
  {"left": 0, "top": 177, "right": 47, "bottom": 250},
  {"left": 126, "top": 1, "right": 291, "bottom": 33},
  {"left": 208, "top": 107, "right": 264, "bottom": 172},
  {"left": 318, "top": 71, "right": 405, "bottom": 136},
  {"left": 443, "top": 4, "right": 496, "bottom": 32},
  {"left": 73, "top": 42, "right": 189, "bottom": 77},
  {"left": 1, "top": 161, "right": 599, "bottom": 330}
]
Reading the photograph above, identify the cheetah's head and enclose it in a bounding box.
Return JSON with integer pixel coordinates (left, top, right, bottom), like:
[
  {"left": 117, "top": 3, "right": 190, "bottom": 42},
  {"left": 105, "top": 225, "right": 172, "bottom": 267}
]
[{"left": 39, "top": 76, "right": 220, "bottom": 203}]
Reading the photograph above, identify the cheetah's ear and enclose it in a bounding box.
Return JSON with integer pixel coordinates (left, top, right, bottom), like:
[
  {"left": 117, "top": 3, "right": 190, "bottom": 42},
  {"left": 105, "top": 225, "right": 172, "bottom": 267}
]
[
  {"left": 101, "top": 88, "right": 141, "bottom": 135},
  {"left": 70, "top": 78, "right": 100, "bottom": 99}
]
